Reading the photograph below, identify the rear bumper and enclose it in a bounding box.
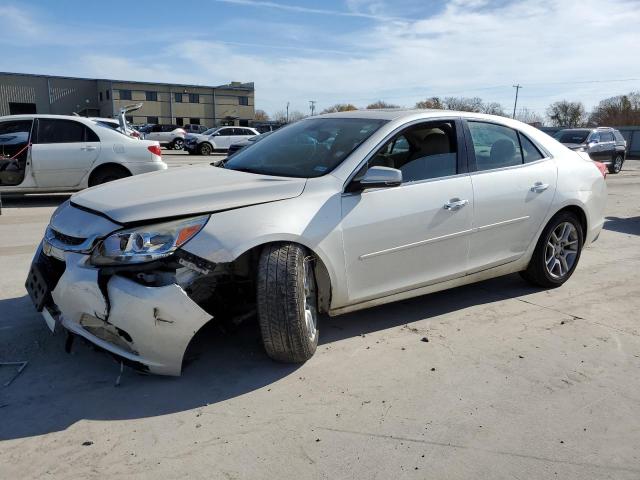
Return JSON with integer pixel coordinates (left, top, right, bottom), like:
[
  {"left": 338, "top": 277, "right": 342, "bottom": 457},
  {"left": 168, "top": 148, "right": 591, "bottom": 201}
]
[
  {"left": 126, "top": 161, "right": 168, "bottom": 175},
  {"left": 30, "top": 246, "right": 211, "bottom": 376}
]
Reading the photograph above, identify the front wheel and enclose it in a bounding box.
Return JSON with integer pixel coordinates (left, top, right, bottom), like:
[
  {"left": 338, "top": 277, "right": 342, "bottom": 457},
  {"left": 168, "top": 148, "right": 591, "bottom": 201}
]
[
  {"left": 608, "top": 154, "right": 624, "bottom": 174},
  {"left": 257, "top": 243, "right": 318, "bottom": 363},
  {"left": 198, "top": 143, "right": 213, "bottom": 155},
  {"left": 520, "top": 211, "right": 584, "bottom": 288}
]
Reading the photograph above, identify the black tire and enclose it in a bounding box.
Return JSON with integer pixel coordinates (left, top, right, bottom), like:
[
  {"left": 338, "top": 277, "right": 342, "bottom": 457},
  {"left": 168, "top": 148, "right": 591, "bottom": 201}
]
[
  {"left": 89, "top": 166, "right": 131, "bottom": 186},
  {"left": 257, "top": 243, "right": 319, "bottom": 363},
  {"left": 520, "top": 211, "right": 584, "bottom": 288},
  {"left": 172, "top": 138, "right": 185, "bottom": 150},
  {"left": 608, "top": 153, "right": 624, "bottom": 174},
  {"left": 198, "top": 143, "right": 213, "bottom": 155}
]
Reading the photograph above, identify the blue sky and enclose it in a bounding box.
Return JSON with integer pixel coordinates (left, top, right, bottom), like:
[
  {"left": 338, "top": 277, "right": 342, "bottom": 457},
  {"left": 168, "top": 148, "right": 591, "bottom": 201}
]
[{"left": 1, "top": 0, "right": 639, "bottom": 118}]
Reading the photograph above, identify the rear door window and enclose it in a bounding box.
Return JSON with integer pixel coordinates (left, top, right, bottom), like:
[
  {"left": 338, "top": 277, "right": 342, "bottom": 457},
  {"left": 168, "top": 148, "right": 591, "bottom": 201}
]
[
  {"left": 468, "top": 121, "right": 523, "bottom": 171},
  {"left": 518, "top": 132, "right": 544, "bottom": 163},
  {"left": 35, "top": 119, "right": 90, "bottom": 144},
  {"left": 600, "top": 132, "right": 614, "bottom": 142}
]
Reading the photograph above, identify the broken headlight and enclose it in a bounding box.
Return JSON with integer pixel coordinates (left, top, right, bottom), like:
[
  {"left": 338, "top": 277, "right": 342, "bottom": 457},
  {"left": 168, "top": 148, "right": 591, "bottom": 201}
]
[{"left": 90, "top": 215, "right": 209, "bottom": 266}]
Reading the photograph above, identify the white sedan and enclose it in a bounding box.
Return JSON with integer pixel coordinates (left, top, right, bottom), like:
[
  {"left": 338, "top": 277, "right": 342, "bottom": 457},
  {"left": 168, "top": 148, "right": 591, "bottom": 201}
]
[
  {"left": 26, "top": 110, "right": 606, "bottom": 375},
  {"left": 0, "top": 114, "right": 167, "bottom": 193}
]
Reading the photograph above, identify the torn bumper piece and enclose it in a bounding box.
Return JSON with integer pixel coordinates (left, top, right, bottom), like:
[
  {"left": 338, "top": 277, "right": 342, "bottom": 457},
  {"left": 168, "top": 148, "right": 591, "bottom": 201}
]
[{"left": 47, "top": 253, "right": 212, "bottom": 376}]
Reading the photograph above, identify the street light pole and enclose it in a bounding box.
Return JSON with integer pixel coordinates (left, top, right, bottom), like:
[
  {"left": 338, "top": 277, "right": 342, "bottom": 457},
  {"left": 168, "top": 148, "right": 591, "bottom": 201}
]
[
  {"left": 309, "top": 100, "right": 316, "bottom": 116},
  {"left": 286, "top": 102, "right": 289, "bottom": 123},
  {"left": 512, "top": 84, "right": 522, "bottom": 119}
]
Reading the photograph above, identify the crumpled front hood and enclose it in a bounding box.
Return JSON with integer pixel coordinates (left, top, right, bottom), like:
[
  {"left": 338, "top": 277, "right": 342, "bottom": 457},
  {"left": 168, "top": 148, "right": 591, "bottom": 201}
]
[{"left": 71, "top": 166, "right": 307, "bottom": 224}]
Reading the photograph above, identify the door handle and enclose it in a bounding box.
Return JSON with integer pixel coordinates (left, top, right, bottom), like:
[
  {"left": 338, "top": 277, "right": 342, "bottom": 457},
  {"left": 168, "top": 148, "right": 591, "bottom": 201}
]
[
  {"left": 530, "top": 182, "right": 549, "bottom": 193},
  {"left": 443, "top": 198, "right": 469, "bottom": 211},
  {"left": 81, "top": 145, "right": 97, "bottom": 151}
]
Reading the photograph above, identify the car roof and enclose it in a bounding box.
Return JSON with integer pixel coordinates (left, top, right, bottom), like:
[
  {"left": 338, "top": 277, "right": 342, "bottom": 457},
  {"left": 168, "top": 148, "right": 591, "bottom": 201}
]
[
  {"left": 312, "top": 108, "right": 518, "bottom": 123},
  {"left": 0, "top": 114, "right": 97, "bottom": 122}
]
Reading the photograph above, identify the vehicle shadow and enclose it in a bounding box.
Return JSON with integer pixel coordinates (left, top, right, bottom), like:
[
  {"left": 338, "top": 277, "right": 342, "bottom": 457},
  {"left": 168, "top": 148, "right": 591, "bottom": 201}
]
[
  {"left": 603, "top": 216, "right": 640, "bottom": 236},
  {"left": 0, "top": 193, "right": 71, "bottom": 209},
  {"left": 0, "top": 273, "right": 535, "bottom": 441}
]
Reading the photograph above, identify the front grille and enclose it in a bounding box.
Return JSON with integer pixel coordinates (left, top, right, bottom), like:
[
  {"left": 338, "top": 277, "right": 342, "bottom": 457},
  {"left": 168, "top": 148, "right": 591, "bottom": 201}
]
[
  {"left": 49, "top": 228, "right": 86, "bottom": 246},
  {"left": 37, "top": 250, "right": 66, "bottom": 291}
]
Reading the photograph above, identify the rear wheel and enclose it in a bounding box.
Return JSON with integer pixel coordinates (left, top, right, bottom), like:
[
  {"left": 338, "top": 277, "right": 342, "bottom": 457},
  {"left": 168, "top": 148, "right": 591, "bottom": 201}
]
[
  {"left": 172, "top": 138, "right": 184, "bottom": 150},
  {"left": 608, "top": 154, "right": 624, "bottom": 174},
  {"left": 257, "top": 243, "right": 318, "bottom": 363},
  {"left": 198, "top": 143, "right": 213, "bottom": 155},
  {"left": 89, "top": 165, "right": 131, "bottom": 186},
  {"left": 520, "top": 211, "right": 584, "bottom": 288}
]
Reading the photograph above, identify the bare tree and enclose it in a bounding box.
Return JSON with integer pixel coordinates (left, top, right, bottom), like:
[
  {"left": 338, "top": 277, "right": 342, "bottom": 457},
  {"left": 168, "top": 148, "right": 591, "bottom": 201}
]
[
  {"left": 481, "top": 102, "right": 507, "bottom": 116},
  {"left": 415, "top": 97, "right": 443, "bottom": 109},
  {"left": 366, "top": 100, "right": 400, "bottom": 109},
  {"left": 515, "top": 107, "right": 544, "bottom": 125},
  {"left": 254, "top": 109, "right": 270, "bottom": 122},
  {"left": 288, "top": 110, "right": 306, "bottom": 122},
  {"left": 546, "top": 100, "right": 586, "bottom": 127},
  {"left": 443, "top": 96, "right": 484, "bottom": 112},
  {"left": 588, "top": 91, "right": 640, "bottom": 126},
  {"left": 272, "top": 110, "right": 288, "bottom": 123},
  {"left": 321, "top": 103, "right": 358, "bottom": 114}
]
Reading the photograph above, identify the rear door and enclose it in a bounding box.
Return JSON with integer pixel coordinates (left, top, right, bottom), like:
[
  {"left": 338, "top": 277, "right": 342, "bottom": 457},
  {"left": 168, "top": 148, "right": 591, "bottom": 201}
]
[
  {"left": 31, "top": 118, "right": 101, "bottom": 188},
  {"left": 145, "top": 124, "right": 162, "bottom": 142},
  {"left": 464, "top": 120, "right": 557, "bottom": 272}
]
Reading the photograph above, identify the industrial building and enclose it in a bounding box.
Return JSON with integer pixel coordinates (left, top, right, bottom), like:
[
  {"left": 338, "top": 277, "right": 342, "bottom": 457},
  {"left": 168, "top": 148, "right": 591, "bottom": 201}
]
[{"left": 0, "top": 72, "right": 255, "bottom": 127}]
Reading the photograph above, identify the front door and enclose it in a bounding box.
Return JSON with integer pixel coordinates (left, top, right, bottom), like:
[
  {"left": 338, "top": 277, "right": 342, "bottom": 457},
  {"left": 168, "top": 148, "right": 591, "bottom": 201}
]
[
  {"left": 340, "top": 119, "right": 474, "bottom": 304},
  {"left": 0, "top": 119, "right": 33, "bottom": 187},
  {"left": 31, "top": 118, "right": 100, "bottom": 188},
  {"left": 214, "top": 128, "right": 235, "bottom": 149},
  {"left": 464, "top": 120, "right": 557, "bottom": 272}
]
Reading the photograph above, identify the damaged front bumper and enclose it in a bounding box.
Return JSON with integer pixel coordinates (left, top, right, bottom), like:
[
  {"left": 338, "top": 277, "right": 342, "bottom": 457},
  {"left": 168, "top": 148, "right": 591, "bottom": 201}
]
[{"left": 26, "top": 244, "right": 212, "bottom": 376}]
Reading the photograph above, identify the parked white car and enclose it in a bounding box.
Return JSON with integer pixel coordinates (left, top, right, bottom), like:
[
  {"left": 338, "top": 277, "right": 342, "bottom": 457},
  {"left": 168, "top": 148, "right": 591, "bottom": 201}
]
[
  {"left": 184, "top": 126, "right": 259, "bottom": 155},
  {"left": 143, "top": 124, "right": 187, "bottom": 150},
  {"left": 0, "top": 114, "right": 166, "bottom": 193},
  {"left": 26, "top": 110, "right": 606, "bottom": 375}
]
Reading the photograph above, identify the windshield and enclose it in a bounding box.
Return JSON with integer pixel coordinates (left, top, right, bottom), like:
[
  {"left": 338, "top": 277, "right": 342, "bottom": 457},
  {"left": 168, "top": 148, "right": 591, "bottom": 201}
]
[
  {"left": 554, "top": 130, "right": 590, "bottom": 144},
  {"left": 224, "top": 118, "right": 387, "bottom": 178},
  {"left": 202, "top": 128, "right": 217, "bottom": 135}
]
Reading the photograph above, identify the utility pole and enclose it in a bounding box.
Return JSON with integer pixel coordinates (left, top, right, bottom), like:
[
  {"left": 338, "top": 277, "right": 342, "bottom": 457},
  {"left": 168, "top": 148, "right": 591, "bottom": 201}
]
[
  {"left": 512, "top": 84, "right": 522, "bottom": 119},
  {"left": 286, "top": 102, "right": 289, "bottom": 123},
  {"left": 309, "top": 100, "right": 316, "bottom": 116}
]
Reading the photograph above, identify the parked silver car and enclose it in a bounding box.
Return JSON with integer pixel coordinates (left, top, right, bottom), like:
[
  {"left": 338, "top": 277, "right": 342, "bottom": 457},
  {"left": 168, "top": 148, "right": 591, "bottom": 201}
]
[{"left": 554, "top": 127, "right": 627, "bottom": 173}]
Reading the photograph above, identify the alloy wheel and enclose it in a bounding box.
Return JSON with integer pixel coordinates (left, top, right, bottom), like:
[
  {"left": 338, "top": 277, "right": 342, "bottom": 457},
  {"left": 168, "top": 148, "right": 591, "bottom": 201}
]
[
  {"left": 544, "top": 222, "right": 579, "bottom": 279},
  {"left": 614, "top": 155, "right": 623, "bottom": 173},
  {"left": 302, "top": 259, "right": 318, "bottom": 340}
]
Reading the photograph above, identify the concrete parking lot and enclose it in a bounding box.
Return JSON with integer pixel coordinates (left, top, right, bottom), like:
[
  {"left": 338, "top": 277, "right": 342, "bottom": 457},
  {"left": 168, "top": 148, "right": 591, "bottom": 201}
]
[{"left": 1, "top": 157, "right": 639, "bottom": 479}]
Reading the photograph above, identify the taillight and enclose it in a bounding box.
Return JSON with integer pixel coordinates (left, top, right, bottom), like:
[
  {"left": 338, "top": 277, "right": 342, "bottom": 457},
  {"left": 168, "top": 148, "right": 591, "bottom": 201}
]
[
  {"left": 148, "top": 145, "right": 162, "bottom": 157},
  {"left": 593, "top": 161, "right": 607, "bottom": 178}
]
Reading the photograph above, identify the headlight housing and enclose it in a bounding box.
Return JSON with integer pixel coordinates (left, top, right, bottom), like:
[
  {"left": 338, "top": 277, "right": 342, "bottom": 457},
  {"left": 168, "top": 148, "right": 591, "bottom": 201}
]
[{"left": 90, "top": 215, "right": 209, "bottom": 266}]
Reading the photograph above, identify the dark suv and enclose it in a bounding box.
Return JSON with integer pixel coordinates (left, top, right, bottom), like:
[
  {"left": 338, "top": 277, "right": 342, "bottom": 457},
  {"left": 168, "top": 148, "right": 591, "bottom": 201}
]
[{"left": 554, "top": 127, "right": 627, "bottom": 173}]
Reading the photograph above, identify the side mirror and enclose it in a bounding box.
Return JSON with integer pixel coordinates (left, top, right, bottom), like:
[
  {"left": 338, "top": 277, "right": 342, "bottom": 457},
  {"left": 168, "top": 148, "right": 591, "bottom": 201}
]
[{"left": 357, "top": 166, "right": 402, "bottom": 190}]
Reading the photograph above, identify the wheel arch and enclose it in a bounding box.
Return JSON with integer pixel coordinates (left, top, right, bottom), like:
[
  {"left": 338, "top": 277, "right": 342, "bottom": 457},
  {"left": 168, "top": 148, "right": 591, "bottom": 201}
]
[
  {"left": 88, "top": 162, "right": 131, "bottom": 187},
  {"left": 233, "top": 240, "right": 334, "bottom": 314},
  {"left": 554, "top": 204, "right": 588, "bottom": 237}
]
